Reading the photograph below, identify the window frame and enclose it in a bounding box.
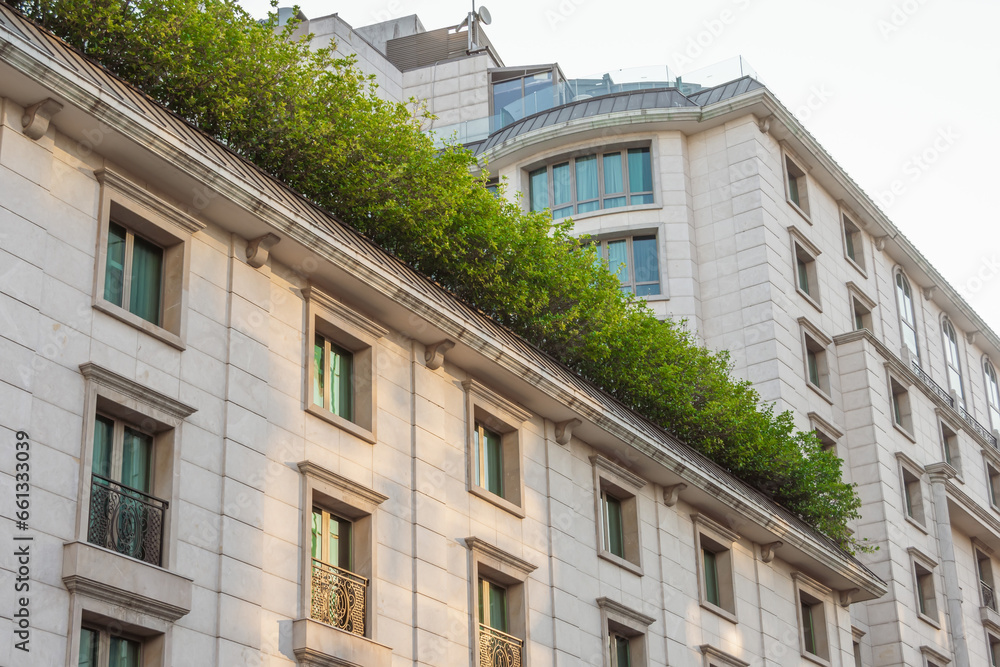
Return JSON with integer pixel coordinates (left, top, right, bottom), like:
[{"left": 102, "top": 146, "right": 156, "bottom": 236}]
[
  {"left": 74, "top": 616, "right": 162, "bottom": 667},
  {"left": 463, "top": 379, "right": 531, "bottom": 518},
  {"left": 984, "top": 358, "right": 1000, "bottom": 433},
  {"left": 597, "top": 597, "right": 655, "bottom": 667},
  {"left": 908, "top": 547, "right": 941, "bottom": 628},
  {"left": 841, "top": 209, "right": 866, "bottom": 274},
  {"left": 527, "top": 144, "right": 656, "bottom": 219},
  {"left": 782, "top": 150, "right": 811, "bottom": 221},
  {"left": 92, "top": 168, "right": 203, "bottom": 350},
  {"left": 799, "top": 318, "right": 833, "bottom": 401},
  {"left": 888, "top": 370, "right": 915, "bottom": 439},
  {"left": 894, "top": 269, "right": 921, "bottom": 365},
  {"left": 591, "top": 234, "right": 663, "bottom": 297},
  {"left": 938, "top": 412, "right": 962, "bottom": 476},
  {"left": 789, "top": 226, "right": 822, "bottom": 310},
  {"left": 808, "top": 412, "right": 843, "bottom": 455},
  {"left": 793, "top": 572, "right": 832, "bottom": 666},
  {"left": 941, "top": 317, "right": 965, "bottom": 405},
  {"left": 847, "top": 282, "right": 876, "bottom": 333},
  {"left": 976, "top": 544, "right": 997, "bottom": 612},
  {"left": 693, "top": 513, "right": 740, "bottom": 622},
  {"left": 591, "top": 455, "right": 647, "bottom": 575},
  {"left": 303, "top": 286, "right": 387, "bottom": 444},
  {"left": 986, "top": 458, "right": 1000, "bottom": 511},
  {"left": 897, "top": 453, "right": 927, "bottom": 529}
]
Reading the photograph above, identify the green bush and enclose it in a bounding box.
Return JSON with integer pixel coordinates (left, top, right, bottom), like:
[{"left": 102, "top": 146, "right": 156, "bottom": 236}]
[{"left": 10, "top": 0, "right": 863, "bottom": 549}]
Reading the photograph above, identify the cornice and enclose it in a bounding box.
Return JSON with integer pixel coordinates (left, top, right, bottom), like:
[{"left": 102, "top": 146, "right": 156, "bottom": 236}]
[
  {"left": 302, "top": 285, "right": 389, "bottom": 340},
  {"left": 596, "top": 597, "right": 655, "bottom": 628},
  {"left": 462, "top": 378, "right": 532, "bottom": 424},
  {"left": 95, "top": 167, "right": 206, "bottom": 234},
  {"left": 464, "top": 537, "right": 537, "bottom": 577},
  {"left": 63, "top": 574, "right": 190, "bottom": 621},
  {"left": 79, "top": 362, "right": 196, "bottom": 420},
  {"left": 297, "top": 461, "right": 389, "bottom": 508}
]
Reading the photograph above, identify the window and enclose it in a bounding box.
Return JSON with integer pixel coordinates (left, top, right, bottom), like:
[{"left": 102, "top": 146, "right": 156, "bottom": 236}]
[
  {"left": 304, "top": 286, "right": 387, "bottom": 443},
  {"left": 598, "top": 597, "right": 654, "bottom": 667},
  {"left": 895, "top": 271, "right": 920, "bottom": 364},
  {"left": 920, "top": 645, "right": 949, "bottom": 667},
  {"left": 592, "top": 455, "right": 646, "bottom": 574},
  {"left": 988, "top": 463, "right": 1000, "bottom": 509},
  {"left": 464, "top": 380, "right": 530, "bottom": 517},
  {"left": 842, "top": 212, "right": 866, "bottom": 271},
  {"left": 800, "top": 319, "right": 832, "bottom": 398},
  {"left": 78, "top": 626, "right": 143, "bottom": 667},
  {"left": 793, "top": 573, "right": 830, "bottom": 663},
  {"left": 784, "top": 153, "right": 810, "bottom": 217},
  {"left": 978, "top": 548, "right": 997, "bottom": 611},
  {"left": 942, "top": 318, "right": 965, "bottom": 404},
  {"left": 940, "top": 419, "right": 960, "bottom": 472},
  {"left": 294, "top": 461, "right": 389, "bottom": 664},
  {"left": 901, "top": 464, "right": 925, "bottom": 525},
  {"left": 592, "top": 236, "right": 661, "bottom": 296},
  {"left": 908, "top": 548, "right": 939, "bottom": 626},
  {"left": 693, "top": 513, "right": 739, "bottom": 621},
  {"left": 491, "top": 67, "right": 562, "bottom": 131},
  {"left": 991, "top": 634, "right": 1000, "bottom": 667},
  {"left": 847, "top": 284, "right": 876, "bottom": 333},
  {"left": 93, "top": 168, "right": 202, "bottom": 349},
  {"left": 890, "top": 376, "right": 913, "bottom": 434},
  {"left": 529, "top": 147, "right": 653, "bottom": 219},
  {"left": 985, "top": 359, "right": 1000, "bottom": 431},
  {"left": 789, "top": 227, "right": 821, "bottom": 308},
  {"left": 467, "top": 537, "right": 537, "bottom": 667},
  {"left": 809, "top": 412, "right": 843, "bottom": 454}
]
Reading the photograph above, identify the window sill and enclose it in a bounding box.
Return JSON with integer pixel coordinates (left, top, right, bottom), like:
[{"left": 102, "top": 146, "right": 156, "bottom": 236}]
[
  {"left": 917, "top": 611, "right": 941, "bottom": 629},
  {"left": 806, "top": 381, "right": 834, "bottom": 405},
  {"left": 598, "top": 549, "right": 643, "bottom": 577},
  {"left": 700, "top": 600, "right": 737, "bottom": 624},
  {"left": 306, "top": 403, "right": 376, "bottom": 444},
  {"left": 892, "top": 422, "right": 917, "bottom": 444},
  {"left": 468, "top": 484, "right": 526, "bottom": 519},
  {"left": 786, "top": 198, "right": 812, "bottom": 225},
  {"left": 845, "top": 255, "right": 868, "bottom": 278},
  {"left": 904, "top": 515, "right": 929, "bottom": 535},
  {"left": 801, "top": 651, "right": 831, "bottom": 667},
  {"left": 292, "top": 618, "right": 392, "bottom": 667},
  {"left": 93, "top": 300, "right": 185, "bottom": 350},
  {"left": 795, "top": 287, "right": 823, "bottom": 313},
  {"left": 561, "top": 202, "right": 662, "bottom": 223}
]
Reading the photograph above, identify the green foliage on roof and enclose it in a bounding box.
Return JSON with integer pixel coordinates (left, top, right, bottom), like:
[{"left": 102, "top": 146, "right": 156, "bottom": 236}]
[{"left": 12, "top": 0, "right": 865, "bottom": 550}]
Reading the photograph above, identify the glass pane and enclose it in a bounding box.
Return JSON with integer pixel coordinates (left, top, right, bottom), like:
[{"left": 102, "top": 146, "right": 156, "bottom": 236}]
[
  {"left": 478, "top": 578, "right": 486, "bottom": 624},
  {"left": 797, "top": 258, "right": 810, "bottom": 294},
  {"left": 632, "top": 236, "right": 659, "bottom": 285},
  {"left": 845, "top": 226, "right": 856, "bottom": 260},
  {"left": 313, "top": 335, "right": 325, "bottom": 407},
  {"left": 105, "top": 222, "right": 127, "bottom": 307},
  {"left": 529, "top": 168, "right": 549, "bottom": 212},
  {"left": 129, "top": 233, "right": 163, "bottom": 325},
  {"left": 603, "top": 196, "right": 626, "bottom": 209},
  {"left": 552, "top": 206, "right": 573, "bottom": 219},
  {"left": 329, "top": 343, "right": 353, "bottom": 420},
  {"left": 79, "top": 628, "right": 99, "bottom": 667},
  {"left": 522, "top": 71, "right": 554, "bottom": 116},
  {"left": 627, "top": 148, "right": 652, "bottom": 193},
  {"left": 703, "top": 549, "right": 719, "bottom": 606},
  {"left": 606, "top": 240, "right": 629, "bottom": 286},
  {"left": 802, "top": 603, "right": 816, "bottom": 654},
  {"left": 604, "top": 494, "right": 624, "bottom": 557},
  {"left": 492, "top": 78, "right": 523, "bottom": 129},
  {"left": 552, "top": 163, "right": 571, "bottom": 207},
  {"left": 603, "top": 153, "right": 624, "bottom": 194},
  {"left": 311, "top": 509, "right": 323, "bottom": 560},
  {"left": 576, "top": 155, "right": 599, "bottom": 204},
  {"left": 615, "top": 635, "right": 631, "bottom": 667},
  {"left": 483, "top": 425, "right": 504, "bottom": 496},
  {"left": 109, "top": 636, "right": 141, "bottom": 667},
  {"left": 121, "top": 427, "right": 152, "bottom": 494},
  {"left": 577, "top": 201, "right": 600, "bottom": 214},
  {"left": 92, "top": 415, "right": 114, "bottom": 478},
  {"left": 808, "top": 350, "right": 819, "bottom": 386},
  {"left": 788, "top": 174, "right": 800, "bottom": 206},
  {"left": 855, "top": 311, "right": 864, "bottom": 331},
  {"left": 488, "top": 582, "right": 508, "bottom": 632},
  {"left": 636, "top": 283, "right": 660, "bottom": 296},
  {"left": 330, "top": 515, "right": 351, "bottom": 570},
  {"left": 629, "top": 193, "right": 654, "bottom": 205}
]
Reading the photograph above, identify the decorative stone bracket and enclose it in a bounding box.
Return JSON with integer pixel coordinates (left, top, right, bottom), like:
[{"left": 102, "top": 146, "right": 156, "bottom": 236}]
[
  {"left": 662, "top": 483, "right": 687, "bottom": 507},
  {"left": 759, "top": 541, "right": 783, "bottom": 563},
  {"left": 246, "top": 233, "right": 280, "bottom": 268},
  {"left": 424, "top": 339, "right": 455, "bottom": 370},
  {"left": 21, "top": 97, "right": 63, "bottom": 140},
  {"left": 554, "top": 418, "right": 581, "bottom": 445}
]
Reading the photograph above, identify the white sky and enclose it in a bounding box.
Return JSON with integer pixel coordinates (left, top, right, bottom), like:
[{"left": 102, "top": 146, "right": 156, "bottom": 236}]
[{"left": 243, "top": 0, "right": 1000, "bottom": 335}]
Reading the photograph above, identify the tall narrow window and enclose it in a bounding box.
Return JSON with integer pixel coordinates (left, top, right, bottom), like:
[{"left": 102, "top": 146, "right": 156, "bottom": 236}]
[
  {"left": 901, "top": 467, "right": 924, "bottom": 524},
  {"left": 479, "top": 578, "right": 509, "bottom": 633},
  {"left": 942, "top": 319, "right": 964, "bottom": 404},
  {"left": 703, "top": 548, "right": 720, "bottom": 606},
  {"left": 914, "top": 562, "right": 937, "bottom": 618},
  {"left": 79, "top": 628, "right": 99, "bottom": 667},
  {"left": 104, "top": 221, "right": 164, "bottom": 326},
  {"left": 601, "top": 491, "right": 625, "bottom": 558},
  {"left": 801, "top": 598, "right": 818, "bottom": 655},
  {"left": 797, "top": 589, "right": 829, "bottom": 660},
  {"left": 314, "top": 334, "right": 354, "bottom": 420},
  {"left": 896, "top": 272, "right": 919, "bottom": 363},
  {"left": 890, "top": 377, "right": 912, "bottom": 433},
  {"left": 940, "top": 422, "right": 960, "bottom": 471},
  {"left": 979, "top": 550, "right": 997, "bottom": 611},
  {"left": 311, "top": 508, "right": 352, "bottom": 571},
  {"left": 79, "top": 627, "right": 142, "bottom": 667},
  {"left": 310, "top": 506, "right": 366, "bottom": 634},
  {"left": 990, "top": 634, "right": 1000, "bottom": 667},
  {"left": 785, "top": 155, "right": 809, "bottom": 216},
  {"left": 989, "top": 464, "right": 1000, "bottom": 508},
  {"left": 610, "top": 633, "right": 632, "bottom": 667},
  {"left": 475, "top": 421, "right": 504, "bottom": 497},
  {"left": 842, "top": 213, "right": 865, "bottom": 270},
  {"left": 986, "top": 360, "right": 1000, "bottom": 431}
]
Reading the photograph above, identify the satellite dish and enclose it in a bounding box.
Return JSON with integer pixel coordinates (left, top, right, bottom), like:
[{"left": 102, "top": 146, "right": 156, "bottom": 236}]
[{"left": 477, "top": 6, "right": 492, "bottom": 25}]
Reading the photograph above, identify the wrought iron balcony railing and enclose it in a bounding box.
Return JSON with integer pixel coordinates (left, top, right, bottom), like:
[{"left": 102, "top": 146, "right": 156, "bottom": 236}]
[
  {"left": 479, "top": 623, "right": 522, "bottom": 667},
  {"left": 984, "top": 581, "right": 998, "bottom": 611},
  {"left": 910, "top": 360, "right": 954, "bottom": 408},
  {"left": 310, "top": 559, "right": 367, "bottom": 636},
  {"left": 960, "top": 406, "right": 999, "bottom": 449},
  {"left": 87, "top": 474, "right": 167, "bottom": 566}
]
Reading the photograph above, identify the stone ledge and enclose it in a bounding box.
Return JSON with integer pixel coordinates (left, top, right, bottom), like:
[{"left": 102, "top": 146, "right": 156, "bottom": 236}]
[
  {"left": 62, "top": 541, "right": 193, "bottom": 622},
  {"left": 292, "top": 618, "right": 392, "bottom": 667}
]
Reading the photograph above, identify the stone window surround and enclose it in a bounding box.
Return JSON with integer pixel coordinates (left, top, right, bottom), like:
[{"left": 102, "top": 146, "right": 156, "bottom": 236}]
[
  {"left": 936, "top": 409, "right": 963, "bottom": 479},
  {"left": 463, "top": 378, "right": 531, "bottom": 518},
  {"left": 69, "top": 603, "right": 170, "bottom": 667},
  {"left": 897, "top": 452, "right": 928, "bottom": 532},
  {"left": 597, "top": 597, "right": 655, "bottom": 667},
  {"left": 465, "top": 537, "right": 538, "bottom": 667},
  {"left": 591, "top": 454, "right": 647, "bottom": 576},
  {"left": 983, "top": 450, "right": 1000, "bottom": 512},
  {"left": 919, "top": 644, "right": 950, "bottom": 667},
  {"left": 296, "top": 462, "right": 388, "bottom": 628},
  {"left": 788, "top": 226, "right": 822, "bottom": 312},
  {"left": 908, "top": 546, "right": 941, "bottom": 629},
  {"left": 807, "top": 411, "right": 842, "bottom": 453},
  {"left": 886, "top": 366, "right": 916, "bottom": 441},
  {"left": 692, "top": 512, "right": 740, "bottom": 623},
  {"left": 303, "top": 285, "right": 388, "bottom": 445},
  {"left": 893, "top": 267, "right": 922, "bottom": 366},
  {"left": 781, "top": 145, "right": 812, "bottom": 223},
  {"left": 92, "top": 167, "right": 205, "bottom": 350},
  {"left": 840, "top": 206, "right": 867, "bottom": 276},
  {"left": 793, "top": 571, "right": 833, "bottom": 667},
  {"left": 940, "top": 315, "right": 966, "bottom": 405},
  {"left": 799, "top": 317, "right": 833, "bottom": 403},
  {"left": 698, "top": 643, "right": 750, "bottom": 667},
  {"left": 973, "top": 539, "right": 996, "bottom": 613},
  {"left": 846, "top": 282, "right": 876, "bottom": 333}
]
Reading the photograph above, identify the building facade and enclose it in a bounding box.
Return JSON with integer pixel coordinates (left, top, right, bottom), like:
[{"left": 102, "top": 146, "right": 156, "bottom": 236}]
[
  {"left": 277, "top": 8, "right": 1000, "bottom": 667},
  {"left": 0, "top": 6, "right": 886, "bottom": 667}
]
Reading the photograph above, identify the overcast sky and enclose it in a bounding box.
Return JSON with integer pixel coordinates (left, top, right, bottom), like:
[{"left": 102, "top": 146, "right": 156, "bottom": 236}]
[{"left": 243, "top": 0, "right": 1000, "bottom": 335}]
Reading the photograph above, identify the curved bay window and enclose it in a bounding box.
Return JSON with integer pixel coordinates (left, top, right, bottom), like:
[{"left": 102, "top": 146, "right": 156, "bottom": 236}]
[
  {"left": 942, "top": 318, "right": 965, "bottom": 404},
  {"left": 593, "top": 236, "right": 660, "bottom": 296},
  {"left": 895, "top": 272, "right": 920, "bottom": 364},
  {"left": 986, "top": 360, "right": 1000, "bottom": 432},
  {"left": 529, "top": 147, "right": 653, "bottom": 219}
]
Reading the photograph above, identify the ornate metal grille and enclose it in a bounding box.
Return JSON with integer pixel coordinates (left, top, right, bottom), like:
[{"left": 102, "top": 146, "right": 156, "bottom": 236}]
[
  {"left": 960, "top": 406, "right": 999, "bottom": 449},
  {"left": 479, "top": 623, "right": 522, "bottom": 667},
  {"left": 984, "top": 581, "right": 998, "bottom": 611},
  {"left": 911, "top": 360, "right": 954, "bottom": 407},
  {"left": 87, "top": 474, "right": 167, "bottom": 566},
  {"left": 310, "top": 559, "right": 367, "bottom": 635}
]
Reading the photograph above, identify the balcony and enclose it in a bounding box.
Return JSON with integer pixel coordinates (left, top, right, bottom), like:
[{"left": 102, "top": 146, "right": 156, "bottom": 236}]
[
  {"left": 960, "top": 405, "right": 998, "bottom": 449},
  {"left": 87, "top": 474, "right": 167, "bottom": 566},
  {"left": 910, "top": 360, "right": 954, "bottom": 407},
  {"left": 479, "top": 624, "right": 523, "bottom": 667},
  {"left": 909, "top": 360, "right": 998, "bottom": 449},
  {"left": 310, "top": 559, "right": 367, "bottom": 636},
  {"left": 984, "top": 581, "right": 998, "bottom": 612}
]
